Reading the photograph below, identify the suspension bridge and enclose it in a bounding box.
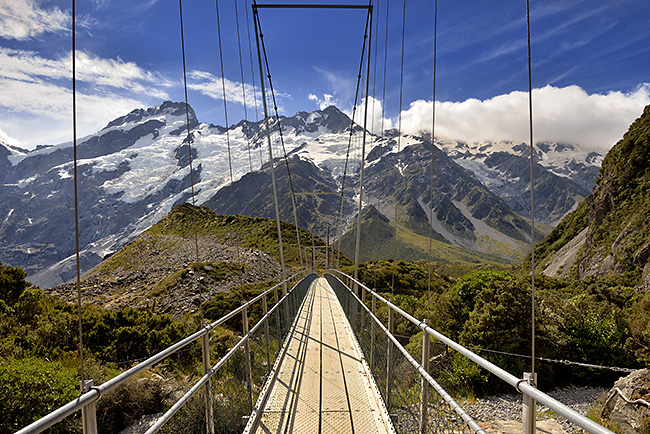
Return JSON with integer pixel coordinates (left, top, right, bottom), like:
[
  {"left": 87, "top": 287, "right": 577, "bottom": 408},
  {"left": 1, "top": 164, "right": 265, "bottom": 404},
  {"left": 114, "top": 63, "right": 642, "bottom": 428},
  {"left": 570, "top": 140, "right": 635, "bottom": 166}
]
[{"left": 9, "top": 1, "right": 624, "bottom": 434}]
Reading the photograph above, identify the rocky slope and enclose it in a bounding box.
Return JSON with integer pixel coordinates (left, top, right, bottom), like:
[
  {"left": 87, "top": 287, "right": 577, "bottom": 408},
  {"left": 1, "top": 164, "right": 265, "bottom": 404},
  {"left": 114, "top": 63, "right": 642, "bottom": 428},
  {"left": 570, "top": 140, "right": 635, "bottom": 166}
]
[
  {"left": 335, "top": 204, "right": 512, "bottom": 265},
  {"left": 537, "top": 104, "right": 650, "bottom": 289},
  {"left": 361, "top": 137, "right": 549, "bottom": 261},
  {"left": 48, "top": 204, "right": 322, "bottom": 317}
]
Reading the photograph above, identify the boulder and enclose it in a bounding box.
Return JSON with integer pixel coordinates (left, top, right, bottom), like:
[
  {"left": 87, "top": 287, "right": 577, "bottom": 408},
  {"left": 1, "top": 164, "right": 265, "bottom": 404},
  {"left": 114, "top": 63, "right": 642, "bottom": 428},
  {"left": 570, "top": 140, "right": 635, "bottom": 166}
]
[{"left": 601, "top": 369, "right": 650, "bottom": 434}]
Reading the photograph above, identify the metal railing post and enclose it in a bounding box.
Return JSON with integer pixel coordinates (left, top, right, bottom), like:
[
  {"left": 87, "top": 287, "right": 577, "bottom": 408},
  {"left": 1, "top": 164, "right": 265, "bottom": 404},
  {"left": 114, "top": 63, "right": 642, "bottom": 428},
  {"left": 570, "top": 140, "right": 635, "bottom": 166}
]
[
  {"left": 360, "top": 284, "right": 367, "bottom": 334},
  {"left": 522, "top": 372, "right": 537, "bottom": 434},
  {"left": 326, "top": 226, "right": 330, "bottom": 269},
  {"left": 370, "top": 293, "right": 376, "bottom": 369},
  {"left": 311, "top": 228, "right": 316, "bottom": 271},
  {"left": 201, "top": 333, "right": 215, "bottom": 434},
  {"left": 386, "top": 306, "right": 395, "bottom": 409},
  {"left": 273, "top": 285, "right": 281, "bottom": 350},
  {"left": 81, "top": 380, "right": 98, "bottom": 434},
  {"left": 420, "top": 319, "right": 431, "bottom": 434},
  {"left": 262, "top": 294, "right": 271, "bottom": 370},
  {"left": 242, "top": 303, "right": 254, "bottom": 413}
]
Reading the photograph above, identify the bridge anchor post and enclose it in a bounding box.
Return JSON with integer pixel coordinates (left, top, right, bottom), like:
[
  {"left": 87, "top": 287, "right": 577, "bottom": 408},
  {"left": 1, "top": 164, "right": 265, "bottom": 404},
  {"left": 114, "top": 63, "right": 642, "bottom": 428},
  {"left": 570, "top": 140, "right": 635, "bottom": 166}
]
[
  {"left": 522, "top": 372, "right": 537, "bottom": 434},
  {"left": 242, "top": 303, "right": 254, "bottom": 414},
  {"left": 201, "top": 334, "right": 215, "bottom": 434},
  {"left": 81, "top": 380, "right": 98, "bottom": 434},
  {"left": 419, "top": 319, "right": 430, "bottom": 434}
]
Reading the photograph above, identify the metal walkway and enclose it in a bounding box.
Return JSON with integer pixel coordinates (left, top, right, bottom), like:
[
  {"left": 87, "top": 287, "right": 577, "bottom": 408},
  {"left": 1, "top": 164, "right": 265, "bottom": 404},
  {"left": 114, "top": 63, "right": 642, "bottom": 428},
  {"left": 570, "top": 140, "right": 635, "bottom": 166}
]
[{"left": 245, "top": 277, "right": 394, "bottom": 434}]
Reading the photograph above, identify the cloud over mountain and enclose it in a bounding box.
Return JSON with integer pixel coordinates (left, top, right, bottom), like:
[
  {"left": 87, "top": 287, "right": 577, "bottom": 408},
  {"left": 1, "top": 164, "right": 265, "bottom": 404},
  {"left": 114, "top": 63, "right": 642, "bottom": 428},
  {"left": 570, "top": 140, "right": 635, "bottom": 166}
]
[{"left": 400, "top": 84, "right": 650, "bottom": 152}]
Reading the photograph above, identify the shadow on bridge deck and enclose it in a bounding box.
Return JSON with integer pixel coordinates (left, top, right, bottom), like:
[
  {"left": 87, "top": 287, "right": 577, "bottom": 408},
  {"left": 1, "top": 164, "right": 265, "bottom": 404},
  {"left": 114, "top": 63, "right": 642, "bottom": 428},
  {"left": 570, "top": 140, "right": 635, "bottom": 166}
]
[{"left": 244, "top": 277, "right": 394, "bottom": 434}]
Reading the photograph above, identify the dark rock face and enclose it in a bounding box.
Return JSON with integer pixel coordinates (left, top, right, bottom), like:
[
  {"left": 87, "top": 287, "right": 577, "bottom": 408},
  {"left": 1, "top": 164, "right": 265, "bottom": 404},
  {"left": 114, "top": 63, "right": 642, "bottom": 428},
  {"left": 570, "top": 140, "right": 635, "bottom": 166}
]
[
  {"left": 601, "top": 369, "right": 650, "bottom": 434},
  {"left": 204, "top": 155, "right": 354, "bottom": 240}
]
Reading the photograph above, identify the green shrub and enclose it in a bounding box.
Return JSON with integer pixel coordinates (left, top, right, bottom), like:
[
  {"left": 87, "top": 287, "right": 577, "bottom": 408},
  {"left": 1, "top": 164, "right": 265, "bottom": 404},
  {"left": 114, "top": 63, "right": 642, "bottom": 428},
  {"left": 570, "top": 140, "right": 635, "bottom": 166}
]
[
  {"left": 97, "top": 378, "right": 168, "bottom": 434},
  {"left": 0, "top": 263, "right": 31, "bottom": 306},
  {"left": 0, "top": 357, "right": 81, "bottom": 433}
]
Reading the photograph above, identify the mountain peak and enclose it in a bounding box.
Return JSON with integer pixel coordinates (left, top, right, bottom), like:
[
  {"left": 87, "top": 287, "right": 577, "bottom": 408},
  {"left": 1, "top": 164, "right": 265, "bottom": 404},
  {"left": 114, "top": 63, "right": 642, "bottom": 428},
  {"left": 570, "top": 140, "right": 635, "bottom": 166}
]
[
  {"left": 103, "top": 101, "right": 197, "bottom": 130},
  {"left": 319, "top": 105, "right": 352, "bottom": 133}
]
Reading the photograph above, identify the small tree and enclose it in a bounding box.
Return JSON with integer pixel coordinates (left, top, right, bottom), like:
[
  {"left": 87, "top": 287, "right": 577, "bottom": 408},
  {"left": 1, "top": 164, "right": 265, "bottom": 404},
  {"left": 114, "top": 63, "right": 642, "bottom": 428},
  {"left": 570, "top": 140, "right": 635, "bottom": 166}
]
[{"left": 0, "top": 263, "right": 31, "bottom": 306}]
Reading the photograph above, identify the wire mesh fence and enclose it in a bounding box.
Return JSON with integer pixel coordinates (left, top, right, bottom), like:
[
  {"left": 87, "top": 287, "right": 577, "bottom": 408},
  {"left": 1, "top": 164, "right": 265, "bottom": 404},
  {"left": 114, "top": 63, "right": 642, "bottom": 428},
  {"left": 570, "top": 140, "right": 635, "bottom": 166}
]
[
  {"left": 156, "top": 273, "right": 315, "bottom": 434},
  {"left": 326, "top": 273, "right": 477, "bottom": 434}
]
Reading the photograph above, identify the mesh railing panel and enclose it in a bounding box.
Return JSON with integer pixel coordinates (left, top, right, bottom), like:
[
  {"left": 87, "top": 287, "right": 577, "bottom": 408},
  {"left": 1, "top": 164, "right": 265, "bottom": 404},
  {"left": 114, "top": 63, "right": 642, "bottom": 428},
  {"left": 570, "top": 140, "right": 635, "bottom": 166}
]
[
  {"left": 326, "top": 274, "right": 475, "bottom": 434},
  {"left": 156, "top": 274, "right": 315, "bottom": 434}
]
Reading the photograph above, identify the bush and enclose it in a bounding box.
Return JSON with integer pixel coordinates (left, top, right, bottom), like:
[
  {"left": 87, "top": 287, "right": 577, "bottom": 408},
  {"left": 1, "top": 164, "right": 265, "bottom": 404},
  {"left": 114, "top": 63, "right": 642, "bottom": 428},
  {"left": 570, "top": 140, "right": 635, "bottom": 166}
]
[
  {"left": 0, "top": 263, "right": 31, "bottom": 306},
  {"left": 0, "top": 357, "right": 81, "bottom": 433},
  {"left": 97, "top": 378, "right": 168, "bottom": 434}
]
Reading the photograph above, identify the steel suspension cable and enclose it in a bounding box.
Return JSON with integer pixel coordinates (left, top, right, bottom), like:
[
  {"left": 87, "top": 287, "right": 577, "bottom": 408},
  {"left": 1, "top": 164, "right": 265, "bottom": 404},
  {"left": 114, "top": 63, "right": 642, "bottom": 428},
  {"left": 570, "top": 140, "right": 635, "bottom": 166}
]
[
  {"left": 234, "top": 0, "right": 256, "bottom": 195},
  {"left": 526, "top": 0, "right": 537, "bottom": 377},
  {"left": 71, "top": 0, "right": 85, "bottom": 394},
  {"left": 178, "top": 0, "right": 200, "bottom": 265},
  {"left": 353, "top": 6, "right": 373, "bottom": 287},
  {"left": 214, "top": 0, "right": 238, "bottom": 227},
  {"left": 253, "top": 15, "right": 305, "bottom": 270},
  {"left": 391, "top": 0, "right": 407, "bottom": 299},
  {"left": 427, "top": 0, "right": 438, "bottom": 322},
  {"left": 244, "top": 0, "right": 264, "bottom": 167},
  {"left": 377, "top": 0, "right": 390, "bottom": 216},
  {"left": 252, "top": 6, "right": 288, "bottom": 294},
  {"left": 334, "top": 8, "right": 372, "bottom": 269}
]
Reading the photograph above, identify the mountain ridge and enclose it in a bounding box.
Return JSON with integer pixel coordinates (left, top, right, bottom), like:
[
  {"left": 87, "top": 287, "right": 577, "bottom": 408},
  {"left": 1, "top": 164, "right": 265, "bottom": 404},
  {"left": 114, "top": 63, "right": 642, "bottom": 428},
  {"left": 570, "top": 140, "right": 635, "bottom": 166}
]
[{"left": 0, "top": 101, "right": 601, "bottom": 286}]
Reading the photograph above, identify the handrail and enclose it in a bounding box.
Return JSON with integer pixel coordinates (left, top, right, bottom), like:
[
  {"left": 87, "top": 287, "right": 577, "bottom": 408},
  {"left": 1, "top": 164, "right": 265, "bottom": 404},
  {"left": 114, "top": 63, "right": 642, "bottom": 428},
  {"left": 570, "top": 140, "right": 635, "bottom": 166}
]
[
  {"left": 327, "top": 273, "right": 486, "bottom": 434},
  {"left": 144, "top": 274, "right": 308, "bottom": 434},
  {"left": 15, "top": 270, "right": 310, "bottom": 434},
  {"left": 328, "top": 270, "right": 615, "bottom": 434}
]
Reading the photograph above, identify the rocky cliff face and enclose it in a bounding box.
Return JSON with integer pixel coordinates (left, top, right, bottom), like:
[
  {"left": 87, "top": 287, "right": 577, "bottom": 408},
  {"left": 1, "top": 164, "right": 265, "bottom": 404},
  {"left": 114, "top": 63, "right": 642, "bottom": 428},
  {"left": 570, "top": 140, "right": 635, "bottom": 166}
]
[
  {"left": 539, "top": 105, "right": 650, "bottom": 289},
  {"left": 601, "top": 369, "right": 650, "bottom": 434}
]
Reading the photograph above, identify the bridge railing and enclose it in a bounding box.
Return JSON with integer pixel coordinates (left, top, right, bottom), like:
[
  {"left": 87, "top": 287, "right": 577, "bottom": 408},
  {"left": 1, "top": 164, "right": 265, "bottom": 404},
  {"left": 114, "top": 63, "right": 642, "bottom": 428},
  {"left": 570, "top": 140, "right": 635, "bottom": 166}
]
[
  {"left": 16, "top": 271, "right": 317, "bottom": 434},
  {"left": 326, "top": 270, "right": 614, "bottom": 434}
]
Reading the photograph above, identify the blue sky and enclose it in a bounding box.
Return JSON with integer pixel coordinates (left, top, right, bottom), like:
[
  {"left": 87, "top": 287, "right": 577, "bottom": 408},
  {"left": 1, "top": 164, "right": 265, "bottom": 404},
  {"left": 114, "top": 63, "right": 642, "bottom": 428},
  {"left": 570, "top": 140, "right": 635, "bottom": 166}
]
[{"left": 1, "top": 0, "right": 649, "bottom": 152}]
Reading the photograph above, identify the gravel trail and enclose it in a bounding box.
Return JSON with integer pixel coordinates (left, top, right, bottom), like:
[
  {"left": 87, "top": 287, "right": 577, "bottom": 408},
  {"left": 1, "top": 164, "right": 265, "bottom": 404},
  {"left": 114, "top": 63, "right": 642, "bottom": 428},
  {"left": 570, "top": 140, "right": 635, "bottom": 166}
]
[{"left": 464, "top": 386, "right": 607, "bottom": 433}]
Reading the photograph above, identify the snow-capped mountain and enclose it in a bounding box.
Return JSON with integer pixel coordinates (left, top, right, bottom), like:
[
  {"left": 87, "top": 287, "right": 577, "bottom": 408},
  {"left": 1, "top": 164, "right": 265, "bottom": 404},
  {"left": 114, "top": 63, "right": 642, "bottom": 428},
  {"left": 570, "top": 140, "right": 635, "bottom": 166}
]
[
  {"left": 437, "top": 139, "right": 602, "bottom": 225},
  {"left": 0, "top": 101, "right": 602, "bottom": 287}
]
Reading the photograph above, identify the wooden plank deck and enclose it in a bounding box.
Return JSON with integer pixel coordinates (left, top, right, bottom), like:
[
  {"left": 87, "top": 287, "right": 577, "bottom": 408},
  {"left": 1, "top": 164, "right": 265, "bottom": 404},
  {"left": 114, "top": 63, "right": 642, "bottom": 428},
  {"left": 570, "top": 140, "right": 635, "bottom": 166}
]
[{"left": 246, "top": 277, "right": 394, "bottom": 434}]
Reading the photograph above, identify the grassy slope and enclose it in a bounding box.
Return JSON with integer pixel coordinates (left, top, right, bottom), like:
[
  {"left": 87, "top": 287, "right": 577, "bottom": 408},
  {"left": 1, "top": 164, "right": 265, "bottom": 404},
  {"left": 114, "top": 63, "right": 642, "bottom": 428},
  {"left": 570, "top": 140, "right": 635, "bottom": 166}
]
[
  {"left": 94, "top": 203, "right": 339, "bottom": 277},
  {"left": 337, "top": 206, "right": 512, "bottom": 266}
]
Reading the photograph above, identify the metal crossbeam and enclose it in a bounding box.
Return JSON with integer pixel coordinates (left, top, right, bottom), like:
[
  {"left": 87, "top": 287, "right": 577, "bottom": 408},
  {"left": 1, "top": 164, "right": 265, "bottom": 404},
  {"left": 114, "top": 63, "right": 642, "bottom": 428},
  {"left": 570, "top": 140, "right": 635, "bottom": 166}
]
[{"left": 253, "top": 4, "right": 371, "bottom": 10}]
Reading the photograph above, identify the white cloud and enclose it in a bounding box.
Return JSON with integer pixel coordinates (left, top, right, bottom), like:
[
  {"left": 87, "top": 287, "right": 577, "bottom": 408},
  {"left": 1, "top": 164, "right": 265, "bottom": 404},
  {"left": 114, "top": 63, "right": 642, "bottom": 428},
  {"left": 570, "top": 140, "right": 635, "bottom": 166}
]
[
  {"left": 0, "top": 48, "right": 172, "bottom": 99},
  {"left": 0, "top": 0, "right": 68, "bottom": 40},
  {"left": 400, "top": 84, "right": 650, "bottom": 153},
  {"left": 0, "top": 77, "right": 144, "bottom": 148},
  {"left": 309, "top": 92, "right": 339, "bottom": 111},
  {"left": 348, "top": 96, "right": 393, "bottom": 135},
  {"left": 188, "top": 70, "right": 261, "bottom": 108},
  {"left": 0, "top": 47, "right": 172, "bottom": 148},
  {"left": 0, "top": 126, "right": 21, "bottom": 147}
]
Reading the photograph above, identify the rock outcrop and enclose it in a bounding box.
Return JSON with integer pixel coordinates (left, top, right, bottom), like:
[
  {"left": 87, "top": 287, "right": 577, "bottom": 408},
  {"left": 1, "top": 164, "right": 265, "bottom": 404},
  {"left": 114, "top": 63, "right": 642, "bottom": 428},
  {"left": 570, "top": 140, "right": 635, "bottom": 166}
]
[{"left": 601, "top": 369, "right": 650, "bottom": 434}]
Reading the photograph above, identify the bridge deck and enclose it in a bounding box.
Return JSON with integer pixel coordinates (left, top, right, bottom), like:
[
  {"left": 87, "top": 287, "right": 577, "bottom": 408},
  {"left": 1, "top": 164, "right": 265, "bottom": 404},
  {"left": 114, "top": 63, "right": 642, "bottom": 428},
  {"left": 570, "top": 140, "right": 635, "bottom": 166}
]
[{"left": 248, "top": 277, "right": 394, "bottom": 434}]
